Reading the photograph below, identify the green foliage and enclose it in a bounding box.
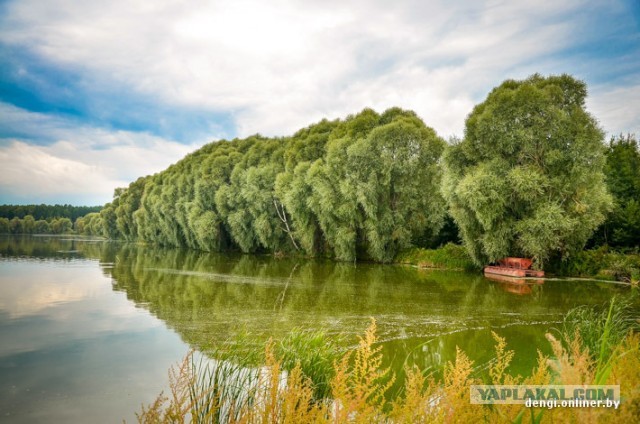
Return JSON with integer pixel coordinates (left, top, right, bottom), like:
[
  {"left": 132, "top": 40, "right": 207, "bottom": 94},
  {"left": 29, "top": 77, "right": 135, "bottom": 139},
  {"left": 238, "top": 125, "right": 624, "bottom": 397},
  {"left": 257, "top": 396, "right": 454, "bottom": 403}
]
[
  {"left": 546, "top": 247, "right": 640, "bottom": 282},
  {"left": 443, "top": 74, "right": 612, "bottom": 267},
  {"left": 9, "top": 216, "right": 23, "bottom": 234},
  {"left": 276, "top": 329, "right": 341, "bottom": 400},
  {"left": 49, "top": 217, "right": 73, "bottom": 234},
  {"left": 395, "top": 243, "right": 478, "bottom": 271},
  {"left": 0, "top": 217, "right": 9, "bottom": 234},
  {"left": 560, "top": 296, "right": 640, "bottom": 379},
  {"left": 590, "top": 134, "right": 640, "bottom": 248},
  {"left": 115, "top": 177, "right": 147, "bottom": 240},
  {"left": 75, "top": 212, "right": 105, "bottom": 236},
  {"left": 304, "top": 108, "right": 447, "bottom": 261},
  {"left": 0, "top": 204, "right": 101, "bottom": 221},
  {"left": 100, "top": 200, "right": 121, "bottom": 239},
  {"left": 0, "top": 214, "right": 73, "bottom": 234},
  {"left": 346, "top": 111, "right": 446, "bottom": 262},
  {"left": 96, "top": 108, "right": 447, "bottom": 262}
]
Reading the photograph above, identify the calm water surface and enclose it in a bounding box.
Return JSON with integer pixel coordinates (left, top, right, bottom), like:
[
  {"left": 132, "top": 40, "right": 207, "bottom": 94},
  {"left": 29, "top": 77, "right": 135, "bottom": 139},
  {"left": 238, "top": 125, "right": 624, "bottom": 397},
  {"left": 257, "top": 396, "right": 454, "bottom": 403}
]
[{"left": 0, "top": 235, "right": 635, "bottom": 422}]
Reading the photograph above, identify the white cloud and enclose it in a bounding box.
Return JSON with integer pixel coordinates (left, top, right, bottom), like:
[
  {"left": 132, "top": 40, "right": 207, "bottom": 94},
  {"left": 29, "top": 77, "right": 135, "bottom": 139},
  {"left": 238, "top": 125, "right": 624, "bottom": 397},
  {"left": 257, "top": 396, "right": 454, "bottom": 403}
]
[
  {"left": 0, "top": 0, "right": 638, "bottom": 206},
  {"left": 0, "top": 103, "right": 200, "bottom": 204},
  {"left": 2, "top": 0, "right": 635, "bottom": 140},
  {"left": 587, "top": 83, "right": 640, "bottom": 138}
]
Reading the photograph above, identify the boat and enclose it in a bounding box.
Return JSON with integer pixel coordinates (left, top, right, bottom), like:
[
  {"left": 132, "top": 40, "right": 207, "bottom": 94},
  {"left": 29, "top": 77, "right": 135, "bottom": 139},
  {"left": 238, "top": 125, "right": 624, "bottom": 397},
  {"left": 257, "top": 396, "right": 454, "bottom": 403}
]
[{"left": 483, "top": 257, "right": 545, "bottom": 278}]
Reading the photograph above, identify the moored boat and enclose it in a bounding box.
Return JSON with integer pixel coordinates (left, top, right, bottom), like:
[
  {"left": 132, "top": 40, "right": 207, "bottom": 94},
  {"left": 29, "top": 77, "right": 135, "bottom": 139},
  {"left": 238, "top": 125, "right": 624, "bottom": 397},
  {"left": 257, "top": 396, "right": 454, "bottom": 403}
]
[{"left": 483, "top": 257, "right": 545, "bottom": 278}]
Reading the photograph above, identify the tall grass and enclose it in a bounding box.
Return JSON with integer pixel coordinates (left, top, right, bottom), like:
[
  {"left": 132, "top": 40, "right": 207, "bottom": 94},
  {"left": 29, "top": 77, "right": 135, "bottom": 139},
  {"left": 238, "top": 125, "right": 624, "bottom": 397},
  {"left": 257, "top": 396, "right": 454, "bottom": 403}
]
[
  {"left": 137, "top": 312, "right": 640, "bottom": 423},
  {"left": 559, "top": 295, "right": 640, "bottom": 384},
  {"left": 276, "top": 329, "right": 342, "bottom": 400}
]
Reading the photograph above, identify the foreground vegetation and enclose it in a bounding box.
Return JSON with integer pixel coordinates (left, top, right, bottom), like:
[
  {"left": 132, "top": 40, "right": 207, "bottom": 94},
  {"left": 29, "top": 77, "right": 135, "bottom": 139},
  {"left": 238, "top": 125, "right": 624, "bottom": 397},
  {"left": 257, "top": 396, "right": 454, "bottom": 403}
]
[{"left": 136, "top": 299, "right": 640, "bottom": 423}]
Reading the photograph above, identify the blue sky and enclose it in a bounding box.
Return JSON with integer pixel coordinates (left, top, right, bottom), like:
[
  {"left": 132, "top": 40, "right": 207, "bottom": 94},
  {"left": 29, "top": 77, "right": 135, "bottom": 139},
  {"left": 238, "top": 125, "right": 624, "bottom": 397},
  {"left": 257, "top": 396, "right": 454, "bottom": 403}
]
[{"left": 1, "top": 0, "right": 639, "bottom": 206}]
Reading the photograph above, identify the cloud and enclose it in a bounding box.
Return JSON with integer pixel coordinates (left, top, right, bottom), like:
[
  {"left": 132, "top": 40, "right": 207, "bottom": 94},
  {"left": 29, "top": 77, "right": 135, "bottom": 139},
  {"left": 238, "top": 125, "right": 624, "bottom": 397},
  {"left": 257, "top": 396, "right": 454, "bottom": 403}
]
[
  {"left": 587, "top": 83, "right": 640, "bottom": 138},
  {"left": 2, "top": 0, "right": 637, "bottom": 139},
  {"left": 0, "top": 0, "right": 638, "bottom": 204},
  {"left": 0, "top": 103, "right": 199, "bottom": 205}
]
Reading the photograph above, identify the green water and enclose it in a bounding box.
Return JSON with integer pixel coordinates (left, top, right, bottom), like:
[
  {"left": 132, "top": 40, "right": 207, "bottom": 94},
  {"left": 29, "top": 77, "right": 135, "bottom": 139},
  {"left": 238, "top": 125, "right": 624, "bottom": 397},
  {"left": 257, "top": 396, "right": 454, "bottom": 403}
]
[{"left": 0, "top": 235, "right": 635, "bottom": 422}]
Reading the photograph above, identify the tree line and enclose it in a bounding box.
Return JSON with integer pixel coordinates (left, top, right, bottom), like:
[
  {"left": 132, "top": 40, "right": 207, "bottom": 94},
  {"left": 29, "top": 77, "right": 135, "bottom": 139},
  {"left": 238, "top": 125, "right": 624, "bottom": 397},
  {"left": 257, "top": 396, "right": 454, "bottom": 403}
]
[
  {"left": 0, "top": 204, "right": 101, "bottom": 221},
  {"left": 5, "top": 74, "right": 639, "bottom": 266},
  {"left": 83, "top": 75, "right": 640, "bottom": 265},
  {"left": 75, "top": 107, "right": 447, "bottom": 263},
  {"left": 0, "top": 215, "right": 73, "bottom": 234}
]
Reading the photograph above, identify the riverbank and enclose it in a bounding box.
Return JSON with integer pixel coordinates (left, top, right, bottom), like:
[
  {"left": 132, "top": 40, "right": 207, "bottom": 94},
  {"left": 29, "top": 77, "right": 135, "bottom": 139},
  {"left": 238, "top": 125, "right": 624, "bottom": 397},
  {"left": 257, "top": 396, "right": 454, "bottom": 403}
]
[
  {"left": 394, "top": 243, "right": 478, "bottom": 271},
  {"left": 395, "top": 244, "right": 640, "bottom": 285}
]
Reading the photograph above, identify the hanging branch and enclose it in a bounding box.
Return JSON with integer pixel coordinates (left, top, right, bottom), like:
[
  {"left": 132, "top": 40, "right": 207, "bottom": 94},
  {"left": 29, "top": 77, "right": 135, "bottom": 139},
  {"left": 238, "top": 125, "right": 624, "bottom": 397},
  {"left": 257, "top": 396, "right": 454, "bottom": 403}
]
[{"left": 273, "top": 199, "right": 300, "bottom": 251}]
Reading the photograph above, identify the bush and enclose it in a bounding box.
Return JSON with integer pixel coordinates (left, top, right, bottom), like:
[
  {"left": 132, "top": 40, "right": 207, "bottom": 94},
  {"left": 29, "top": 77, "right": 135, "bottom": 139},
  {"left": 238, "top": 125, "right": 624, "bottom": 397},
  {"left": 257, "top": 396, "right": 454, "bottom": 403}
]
[
  {"left": 547, "top": 248, "right": 640, "bottom": 282},
  {"left": 395, "top": 243, "right": 478, "bottom": 271}
]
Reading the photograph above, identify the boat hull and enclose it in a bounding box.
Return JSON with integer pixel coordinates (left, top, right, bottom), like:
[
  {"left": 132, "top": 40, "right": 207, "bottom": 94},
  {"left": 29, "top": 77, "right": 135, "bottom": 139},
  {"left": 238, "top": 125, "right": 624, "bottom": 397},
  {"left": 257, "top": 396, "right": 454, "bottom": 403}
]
[{"left": 484, "top": 266, "right": 544, "bottom": 278}]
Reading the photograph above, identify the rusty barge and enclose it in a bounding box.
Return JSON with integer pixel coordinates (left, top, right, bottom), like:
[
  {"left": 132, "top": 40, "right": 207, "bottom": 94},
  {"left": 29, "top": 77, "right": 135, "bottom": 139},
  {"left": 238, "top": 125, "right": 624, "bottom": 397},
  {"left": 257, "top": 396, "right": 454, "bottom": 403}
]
[{"left": 483, "top": 257, "right": 544, "bottom": 278}]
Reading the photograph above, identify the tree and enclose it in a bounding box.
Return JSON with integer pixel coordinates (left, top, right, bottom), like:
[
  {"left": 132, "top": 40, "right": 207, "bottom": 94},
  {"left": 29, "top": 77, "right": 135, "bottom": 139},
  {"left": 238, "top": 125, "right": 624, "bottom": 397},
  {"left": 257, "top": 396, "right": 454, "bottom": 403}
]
[
  {"left": 50, "top": 217, "right": 73, "bottom": 234},
  {"left": 215, "top": 137, "right": 289, "bottom": 253},
  {"left": 345, "top": 110, "right": 446, "bottom": 262},
  {"left": 591, "top": 133, "right": 640, "bottom": 247},
  {"left": 304, "top": 108, "right": 446, "bottom": 262},
  {"left": 115, "top": 177, "right": 147, "bottom": 240},
  {"left": 274, "top": 119, "right": 337, "bottom": 255},
  {"left": 442, "top": 74, "right": 612, "bottom": 267},
  {"left": 9, "top": 217, "right": 23, "bottom": 234},
  {"left": 86, "top": 107, "right": 447, "bottom": 262},
  {"left": 34, "top": 219, "right": 50, "bottom": 234},
  {"left": 22, "top": 215, "right": 36, "bottom": 234},
  {"left": 0, "top": 217, "right": 9, "bottom": 234}
]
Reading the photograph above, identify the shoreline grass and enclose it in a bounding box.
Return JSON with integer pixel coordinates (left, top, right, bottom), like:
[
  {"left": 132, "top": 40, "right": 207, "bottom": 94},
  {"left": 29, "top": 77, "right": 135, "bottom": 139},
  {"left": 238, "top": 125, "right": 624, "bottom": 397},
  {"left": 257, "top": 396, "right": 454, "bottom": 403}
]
[
  {"left": 136, "top": 306, "right": 640, "bottom": 423},
  {"left": 394, "top": 243, "right": 478, "bottom": 272},
  {"left": 396, "top": 243, "right": 640, "bottom": 284}
]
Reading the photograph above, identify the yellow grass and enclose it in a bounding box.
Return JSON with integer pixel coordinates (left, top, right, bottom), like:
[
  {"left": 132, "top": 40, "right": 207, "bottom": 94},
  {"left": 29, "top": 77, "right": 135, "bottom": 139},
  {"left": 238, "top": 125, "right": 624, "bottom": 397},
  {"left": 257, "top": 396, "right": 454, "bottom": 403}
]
[{"left": 136, "top": 319, "right": 640, "bottom": 423}]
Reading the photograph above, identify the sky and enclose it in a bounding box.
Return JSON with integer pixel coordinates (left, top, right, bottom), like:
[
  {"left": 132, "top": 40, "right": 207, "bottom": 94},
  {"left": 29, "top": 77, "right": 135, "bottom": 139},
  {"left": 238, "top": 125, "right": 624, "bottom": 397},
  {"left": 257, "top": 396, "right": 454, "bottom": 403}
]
[{"left": 0, "top": 0, "right": 639, "bottom": 206}]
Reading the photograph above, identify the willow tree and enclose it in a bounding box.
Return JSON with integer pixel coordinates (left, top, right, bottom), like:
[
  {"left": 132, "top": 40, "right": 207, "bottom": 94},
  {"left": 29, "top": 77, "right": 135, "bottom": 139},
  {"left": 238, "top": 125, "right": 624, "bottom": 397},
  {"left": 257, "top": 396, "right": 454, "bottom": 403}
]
[
  {"left": 346, "top": 109, "right": 446, "bottom": 262},
  {"left": 115, "top": 177, "right": 147, "bottom": 240},
  {"left": 215, "top": 136, "right": 289, "bottom": 253},
  {"left": 188, "top": 142, "right": 243, "bottom": 251},
  {"left": 442, "top": 74, "right": 612, "bottom": 267},
  {"left": 274, "top": 119, "right": 337, "bottom": 255},
  {"left": 306, "top": 108, "right": 446, "bottom": 262},
  {"left": 306, "top": 109, "right": 381, "bottom": 261}
]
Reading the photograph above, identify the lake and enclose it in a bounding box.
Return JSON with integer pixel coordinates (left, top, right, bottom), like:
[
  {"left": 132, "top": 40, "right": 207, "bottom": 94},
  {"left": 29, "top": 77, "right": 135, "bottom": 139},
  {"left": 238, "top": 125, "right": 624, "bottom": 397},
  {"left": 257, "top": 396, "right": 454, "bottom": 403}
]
[{"left": 0, "top": 235, "right": 634, "bottom": 423}]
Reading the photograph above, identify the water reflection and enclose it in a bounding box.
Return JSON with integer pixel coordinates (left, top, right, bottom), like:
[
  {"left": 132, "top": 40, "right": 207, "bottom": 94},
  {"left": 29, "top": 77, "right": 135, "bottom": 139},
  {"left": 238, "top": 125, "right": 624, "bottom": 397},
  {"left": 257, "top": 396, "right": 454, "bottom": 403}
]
[
  {"left": 1, "top": 236, "right": 635, "bottom": 383},
  {"left": 0, "top": 236, "right": 188, "bottom": 423}
]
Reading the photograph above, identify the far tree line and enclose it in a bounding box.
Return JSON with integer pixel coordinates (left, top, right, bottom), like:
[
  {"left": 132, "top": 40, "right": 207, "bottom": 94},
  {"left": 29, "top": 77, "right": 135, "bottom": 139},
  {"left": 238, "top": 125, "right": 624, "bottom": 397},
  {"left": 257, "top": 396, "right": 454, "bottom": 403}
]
[
  {"left": 0, "top": 216, "right": 73, "bottom": 234},
  {"left": 1, "top": 75, "right": 639, "bottom": 266},
  {"left": 0, "top": 204, "right": 101, "bottom": 221}
]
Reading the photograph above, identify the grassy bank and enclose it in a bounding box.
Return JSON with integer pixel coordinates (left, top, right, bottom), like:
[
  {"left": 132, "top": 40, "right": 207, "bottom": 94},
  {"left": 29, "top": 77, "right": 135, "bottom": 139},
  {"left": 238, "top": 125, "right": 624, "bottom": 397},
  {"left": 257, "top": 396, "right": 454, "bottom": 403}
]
[
  {"left": 395, "top": 243, "right": 640, "bottom": 284},
  {"left": 547, "top": 247, "right": 640, "bottom": 284},
  {"left": 394, "top": 243, "right": 478, "bottom": 271},
  {"left": 136, "top": 299, "right": 640, "bottom": 423}
]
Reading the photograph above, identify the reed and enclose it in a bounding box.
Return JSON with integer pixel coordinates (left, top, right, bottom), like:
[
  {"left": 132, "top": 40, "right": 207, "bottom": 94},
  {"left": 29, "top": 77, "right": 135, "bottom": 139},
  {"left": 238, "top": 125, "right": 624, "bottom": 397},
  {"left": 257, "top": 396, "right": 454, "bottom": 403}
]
[
  {"left": 136, "top": 309, "right": 640, "bottom": 423},
  {"left": 560, "top": 296, "right": 639, "bottom": 365}
]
